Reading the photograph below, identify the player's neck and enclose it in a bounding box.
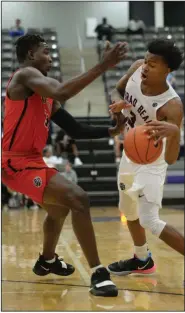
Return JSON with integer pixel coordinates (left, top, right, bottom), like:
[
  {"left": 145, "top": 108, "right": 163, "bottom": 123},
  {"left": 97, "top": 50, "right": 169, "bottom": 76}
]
[
  {"left": 19, "top": 61, "right": 35, "bottom": 68},
  {"left": 141, "top": 81, "right": 169, "bottom": 97}
]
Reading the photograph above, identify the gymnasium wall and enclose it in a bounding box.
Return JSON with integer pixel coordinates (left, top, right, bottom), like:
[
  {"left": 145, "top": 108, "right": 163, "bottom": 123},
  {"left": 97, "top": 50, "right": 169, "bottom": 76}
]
[
  {"left": 129, "top": 1, "right": 155, "bottom": 26},
  {"left": 164, "top": 1, "right": 185, "bottom": 26},
  {"left": 2, "top": 1, "right": 129, "bottom": 48}
]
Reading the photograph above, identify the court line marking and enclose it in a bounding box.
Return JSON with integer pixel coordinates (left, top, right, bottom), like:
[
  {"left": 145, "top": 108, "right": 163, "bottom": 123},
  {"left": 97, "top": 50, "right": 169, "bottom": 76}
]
[
  {"left": 61, "top": 237, "right": 90, "bottom": 286},
  {"left": 2, "top": 280, "right": 184, "bottom": 296}
]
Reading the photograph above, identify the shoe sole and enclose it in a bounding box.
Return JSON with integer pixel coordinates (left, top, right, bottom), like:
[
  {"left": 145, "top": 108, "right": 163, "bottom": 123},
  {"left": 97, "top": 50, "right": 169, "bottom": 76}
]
[
  {"left": 32, "top": 268, "right": 75, "bottom": 276},
  {"left": 32, "top": 267, "right": 50, "bottom": 276},
  {"left": 107, "top": 265, "right": 156, "bottom": 276}
]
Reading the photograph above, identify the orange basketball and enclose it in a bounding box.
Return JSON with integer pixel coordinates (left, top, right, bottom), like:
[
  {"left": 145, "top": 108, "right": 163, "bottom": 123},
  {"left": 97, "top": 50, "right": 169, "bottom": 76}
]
[{"left": 124, "top": 125, "right": 163, "bottom": 164}]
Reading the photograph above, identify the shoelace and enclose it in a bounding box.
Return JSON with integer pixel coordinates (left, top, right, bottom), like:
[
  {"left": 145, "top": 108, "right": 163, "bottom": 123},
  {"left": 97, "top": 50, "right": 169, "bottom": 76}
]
[
  {"left": 96, "top": 268, "right": 110, "bottom": 281},
  {"left": 55, "top": 253, "right": 64, "bottom": 261},
  {"left": 119, "top": 257, "right": 136, "bottom": 267},
  {"left": 54, "top": 254, "right": 67, "bottom": 267}
]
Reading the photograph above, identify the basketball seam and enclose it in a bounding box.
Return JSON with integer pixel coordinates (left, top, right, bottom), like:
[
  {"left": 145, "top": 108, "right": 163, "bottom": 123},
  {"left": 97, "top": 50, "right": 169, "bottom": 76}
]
[
  {"left": 124, "top": 147, "right": 140, "bottom": 164},
  {"left": 147, "top": 141, "right": 162, "bottom": 162},
  {"left": 146, "top": 138, "right": 151, "bottom": 162},
  {"left": 134, "top": 128, "right": 144, "bottom": 164}
]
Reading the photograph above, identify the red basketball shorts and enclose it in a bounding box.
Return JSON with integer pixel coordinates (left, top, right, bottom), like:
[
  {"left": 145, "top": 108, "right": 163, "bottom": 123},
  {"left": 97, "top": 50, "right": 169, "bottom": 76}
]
[{"left": 2, "top": 154, "right": 58, "bottom": 204}]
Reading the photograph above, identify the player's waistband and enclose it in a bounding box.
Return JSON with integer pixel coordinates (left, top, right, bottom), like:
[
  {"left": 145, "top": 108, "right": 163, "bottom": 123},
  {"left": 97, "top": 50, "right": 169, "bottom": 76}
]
[{"left": 2, "top": 151, "right": 41, "bottom": 158}]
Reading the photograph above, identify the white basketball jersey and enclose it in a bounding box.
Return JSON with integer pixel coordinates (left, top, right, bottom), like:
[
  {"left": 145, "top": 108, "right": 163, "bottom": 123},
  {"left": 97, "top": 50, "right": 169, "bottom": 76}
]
[{"left": 121, "top": 66, "right": 179, "bottom": 166}]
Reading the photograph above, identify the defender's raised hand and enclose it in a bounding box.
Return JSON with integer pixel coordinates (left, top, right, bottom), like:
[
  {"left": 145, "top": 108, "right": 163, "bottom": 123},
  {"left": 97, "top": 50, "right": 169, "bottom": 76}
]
[{"left": 101, "top": 41, "right": 128, "bottom": 69}]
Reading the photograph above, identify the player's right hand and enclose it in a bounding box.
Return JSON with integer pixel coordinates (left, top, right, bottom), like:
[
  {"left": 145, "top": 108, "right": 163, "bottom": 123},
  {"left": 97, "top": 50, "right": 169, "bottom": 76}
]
[
  {"left": 101, "top": 41, "right": 128, "bottom": 68},
  {"left": 109, "top": 100, "right": 132, "bottom": 113}
]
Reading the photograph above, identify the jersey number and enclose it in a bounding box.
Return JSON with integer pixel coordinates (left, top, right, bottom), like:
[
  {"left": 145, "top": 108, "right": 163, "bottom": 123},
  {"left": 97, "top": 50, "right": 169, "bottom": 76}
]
[{"left": 127, "top": 111, "right": 136, "bottom": 128}]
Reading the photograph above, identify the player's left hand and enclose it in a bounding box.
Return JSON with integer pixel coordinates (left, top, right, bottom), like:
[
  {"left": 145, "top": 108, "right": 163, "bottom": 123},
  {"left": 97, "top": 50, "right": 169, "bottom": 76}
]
[
  {"left": 109, "top": 100, "right": 132, "bottom": 113},
  {"left": 144, "top": 120, "right": 179, "bottom": 144}
]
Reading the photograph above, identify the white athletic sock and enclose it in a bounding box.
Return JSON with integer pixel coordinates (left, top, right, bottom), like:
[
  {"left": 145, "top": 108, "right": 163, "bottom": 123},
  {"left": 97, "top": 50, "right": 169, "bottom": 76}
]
[
  {"left": 45, "top": 256, "right": 56, "bottom": 264},
  {"left": 91, "top": 264, "right": 104, "bottom": 274},
  {"left": 134, "top": 243, "right": 150, "bottom": 261}
]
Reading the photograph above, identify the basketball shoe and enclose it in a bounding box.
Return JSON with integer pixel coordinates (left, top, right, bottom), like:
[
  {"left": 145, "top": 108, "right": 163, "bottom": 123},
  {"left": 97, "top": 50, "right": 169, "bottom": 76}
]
[
  {"left": 107, "top": 253, "right": 156, "bottom": 275},
  {"left": 33, "top": 253, "right": 75, "bottom": 276},
  {"left": 90, "top": 267, "right": 118, "bottom": 297}
]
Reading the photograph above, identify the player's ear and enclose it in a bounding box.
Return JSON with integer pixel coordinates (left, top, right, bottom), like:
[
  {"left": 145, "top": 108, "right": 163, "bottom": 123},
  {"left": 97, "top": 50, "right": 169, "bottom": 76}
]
[{"left": 28, "top": 50, "right": 34, "bottom": 60}]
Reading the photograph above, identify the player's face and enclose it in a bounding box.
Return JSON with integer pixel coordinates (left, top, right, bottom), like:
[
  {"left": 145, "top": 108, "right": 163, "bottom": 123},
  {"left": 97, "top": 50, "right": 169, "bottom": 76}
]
[
  {"left": 141, "top": 52, "right": 170, "bottom": 85},
  {"left": 33, "top": 43, "right": 52, "bottom": 75}
]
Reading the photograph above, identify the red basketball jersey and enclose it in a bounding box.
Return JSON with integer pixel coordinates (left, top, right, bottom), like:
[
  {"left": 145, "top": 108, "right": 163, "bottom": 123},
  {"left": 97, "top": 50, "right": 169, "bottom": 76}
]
[{"left": 2, "top": 71, "right": 53, "bottom": 154}]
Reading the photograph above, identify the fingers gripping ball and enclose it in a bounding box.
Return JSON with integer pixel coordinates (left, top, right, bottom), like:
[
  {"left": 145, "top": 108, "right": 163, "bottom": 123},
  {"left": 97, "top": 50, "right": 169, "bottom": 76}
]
[{"left": 124, "top": 125, "right": 163, "bottom": 164}]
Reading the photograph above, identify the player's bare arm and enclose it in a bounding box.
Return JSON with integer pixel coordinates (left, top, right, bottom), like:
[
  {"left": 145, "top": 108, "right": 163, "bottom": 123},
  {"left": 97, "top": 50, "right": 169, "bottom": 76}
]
[
  {"left": 8, "top": 42, "right": 128, "bottom": 102},
  {"left": 51, "top": 100, "right": 127, "bottom": 138},
  {"left": 109, "top": 59, "right": 144, "bottom": 113},
  {"left": 145, "top": 97, "right": 183, "bottom": 164}
]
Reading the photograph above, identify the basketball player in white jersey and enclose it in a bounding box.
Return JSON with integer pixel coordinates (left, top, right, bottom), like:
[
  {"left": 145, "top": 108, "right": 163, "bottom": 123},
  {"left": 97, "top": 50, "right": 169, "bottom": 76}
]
[{"left": 107, "top": 39, "right": 184, "bottom": 275}]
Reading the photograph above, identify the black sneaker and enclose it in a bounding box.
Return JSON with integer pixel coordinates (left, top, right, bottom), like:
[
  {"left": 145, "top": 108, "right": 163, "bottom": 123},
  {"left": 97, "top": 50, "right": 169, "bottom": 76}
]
[
  {"left": 90, "top": 267, "right": 118, "bottom": 297},
  {"left": 107, "top": 253, "right": 156, "bottom": 276},
  {"left": 33, "top": 254, "right": 75, "bottom": 276}
]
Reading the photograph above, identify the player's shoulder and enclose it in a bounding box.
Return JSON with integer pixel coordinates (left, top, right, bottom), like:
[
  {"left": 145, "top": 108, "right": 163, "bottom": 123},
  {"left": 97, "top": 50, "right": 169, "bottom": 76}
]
[
  {"left": 12, "top": 67, "right": 44, "bottom": 86},
  {"left": 131, "top": 59, "right": 144, "bottom": 70},
  {"left": 167, "top": 95, "right": 183, "bottom": 106},
  {"left": 166, "top": 96, "right": 183, "bottom": 112},
  {"left": 127, "top": 59, "right": 144, "bottom": 77},
  {"left": 17, "top": 66, "right": 42, "bottom": 79},
  {"left": 8, "top": 67, "right": 41, "bottom": 99},
  {"left": 163, "top": 96, "right": 184, "bottom": 123},
  {"left": 116, "top": 59, "right": 144, "bottom": 91},
  {"left": 131, "top": 59, "right": 144, "bottom": 69}
]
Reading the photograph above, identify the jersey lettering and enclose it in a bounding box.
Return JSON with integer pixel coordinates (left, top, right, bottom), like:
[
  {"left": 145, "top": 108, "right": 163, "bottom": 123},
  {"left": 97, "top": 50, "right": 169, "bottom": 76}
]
[
  {"left": 125, "top": 92, "right": 137, "bottom": 107},
  {"left": 127, "top": 111, "right": 136, "bottom": 128},
  {"left": 140, "top": 109, "right": 147, "bottom": 117},
  {"left": 137, "top": 105, "right": 144, "bottom": 114}
]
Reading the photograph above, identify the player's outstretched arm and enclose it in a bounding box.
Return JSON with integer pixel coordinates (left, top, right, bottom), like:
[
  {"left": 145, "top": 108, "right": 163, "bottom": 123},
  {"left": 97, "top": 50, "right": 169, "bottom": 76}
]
[
  {"left": 19, "top": 42, "right": 128, "bottom": 102},
  {"left": 51, "top": 100, "right": 127, "bottom": 139}
]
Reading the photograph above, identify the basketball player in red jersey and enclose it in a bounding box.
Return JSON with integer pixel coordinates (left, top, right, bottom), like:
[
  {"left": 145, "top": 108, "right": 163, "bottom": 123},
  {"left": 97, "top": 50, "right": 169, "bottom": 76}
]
[
  {"left": 2, "top": 34, "right": 129, "bottom": 297},
  {"left": 107, "top": 39, "right": 184, "bottom": 276}
]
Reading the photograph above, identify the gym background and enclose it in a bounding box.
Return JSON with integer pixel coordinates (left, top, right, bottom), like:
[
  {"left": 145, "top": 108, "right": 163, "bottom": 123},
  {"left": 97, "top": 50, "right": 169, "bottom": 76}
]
[{"left": 1, "top": 1, "right": 184, "bottom": 209}]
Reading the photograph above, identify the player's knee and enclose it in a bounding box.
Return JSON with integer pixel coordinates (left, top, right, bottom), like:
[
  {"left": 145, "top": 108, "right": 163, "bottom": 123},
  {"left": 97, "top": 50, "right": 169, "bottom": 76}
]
[
  {"left": 54, "top": 183, "right": 89, "bottom": 213},
  {"left": 70, "top": 186, "right": 90, "bottom": 214},
  {"left": 125, "top": 213, "right": 139, "bottom": 221},
  {"left": 139, "top": 216, "right": 166, "bottom": 237},
  {"left": 75, "top": 189, "right": 90, "bottom": 212}
]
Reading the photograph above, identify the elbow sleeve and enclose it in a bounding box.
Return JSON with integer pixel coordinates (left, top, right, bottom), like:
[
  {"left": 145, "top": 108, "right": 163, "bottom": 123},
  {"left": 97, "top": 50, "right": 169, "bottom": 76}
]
[{"left": 51, "top": 107, "right": 109, "bottom": 139}]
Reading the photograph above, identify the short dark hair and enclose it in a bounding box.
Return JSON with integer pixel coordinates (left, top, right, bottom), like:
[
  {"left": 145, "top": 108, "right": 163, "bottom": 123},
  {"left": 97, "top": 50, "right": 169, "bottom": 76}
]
[
  {"left": 15, "top": 34, "right": 45, "bottom": 63},
  {"left": 147, "top": 39, "right": 183, "bottom": 71}
]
